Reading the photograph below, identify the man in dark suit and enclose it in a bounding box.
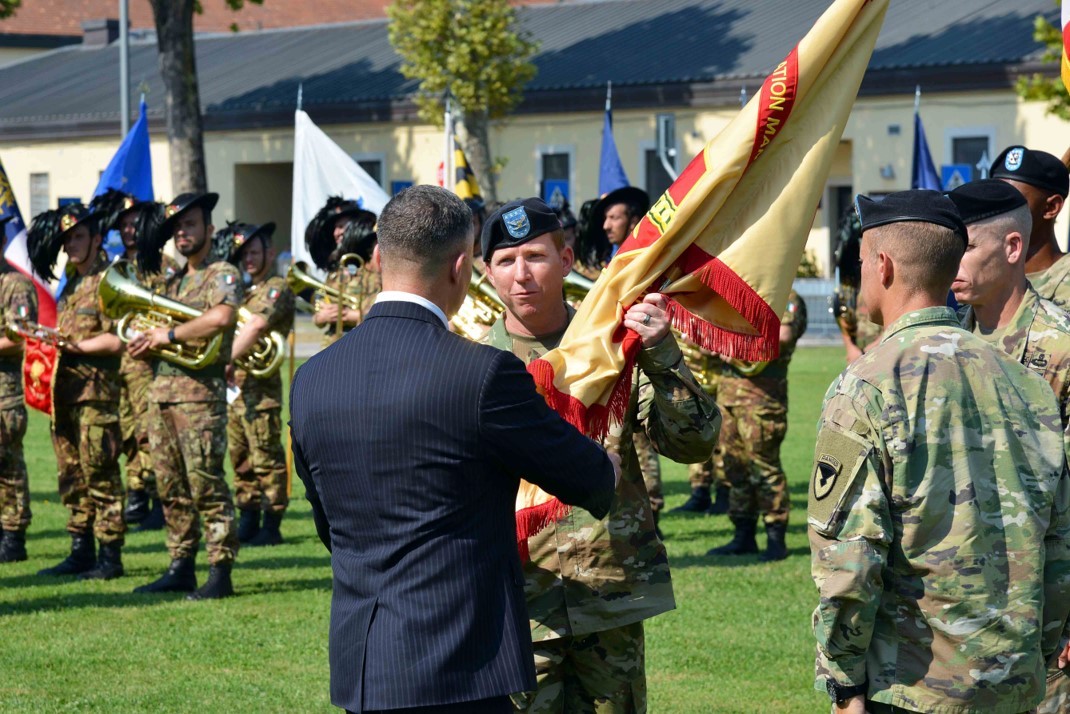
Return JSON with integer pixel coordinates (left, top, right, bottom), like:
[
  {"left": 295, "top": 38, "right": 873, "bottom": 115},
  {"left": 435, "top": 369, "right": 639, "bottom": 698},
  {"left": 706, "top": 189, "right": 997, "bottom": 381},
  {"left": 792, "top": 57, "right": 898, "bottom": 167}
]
[{"left": 290, "top": 184, "right": 620, "bottom": 714}]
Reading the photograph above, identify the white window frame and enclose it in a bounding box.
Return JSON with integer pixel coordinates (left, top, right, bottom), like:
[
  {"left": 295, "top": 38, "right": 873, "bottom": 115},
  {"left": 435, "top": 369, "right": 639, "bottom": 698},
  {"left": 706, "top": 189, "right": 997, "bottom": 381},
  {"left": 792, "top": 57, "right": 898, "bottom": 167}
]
[
  {"left": 942, "top": 125, "right": 996, "bottom": 172},
  {"left": 638, "top": 139, "right": 679, "bottom": 196},
  {"left": 350, "top": 152, "right": 387, "bottom": 189},
  {"left": 534, "top": 144, "right": 575, "bottom": 199}
]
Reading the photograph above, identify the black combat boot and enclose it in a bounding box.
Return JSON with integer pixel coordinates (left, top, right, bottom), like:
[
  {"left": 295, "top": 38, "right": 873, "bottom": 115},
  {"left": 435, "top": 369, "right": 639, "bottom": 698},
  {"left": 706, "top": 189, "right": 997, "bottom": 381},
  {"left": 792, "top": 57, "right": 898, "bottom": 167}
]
[
  {"left": 38, "top": 533, "right": 96, "bottom": 576},
  {"left": 0, "top": 530, "right": 27, "bottom": 563},
  {"left": 248, "top": 511, "right": 283, "bottom": 547},
  {"left": 671, "top": 486, "right": 712, "bottom": 513},
  {"left": 124, "top": 488, "right": 149, "bottom": 524},
  {"left": 237, "top": 509, "right": 260, "bottom": 544},
  {"left": 707, "top": 517, "right": 759, "bottom": 556},
  {"left": 133, "top": 557, "right": 197, "bottom": 594},
  {"left": 759, "top": 522, "right": 789, "bottom": 562},
  {"left": 137, "top": 498, "right": 165, "bottom": 531},
  {"left": 187, "top": 562, "right": 234, "bottom": 601},
  {"left": 79, "top": 542, "right": 124, "bottom": 580},
  {"left": 706, "top": 484, "right": 730, "bottom": 515}
]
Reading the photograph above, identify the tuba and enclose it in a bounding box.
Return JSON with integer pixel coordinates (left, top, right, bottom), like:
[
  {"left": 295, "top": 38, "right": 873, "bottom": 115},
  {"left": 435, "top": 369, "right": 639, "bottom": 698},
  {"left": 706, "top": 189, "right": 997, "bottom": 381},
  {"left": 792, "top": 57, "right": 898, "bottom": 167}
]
[
  {"left": 452, "top": 266, "right": 506, "bottom": 341},
  {"left": 235, "top": 307, "right": 287, "bottom": 379},
  {"left": 98, "top": 261, "right": 222, "bottom": 370}
]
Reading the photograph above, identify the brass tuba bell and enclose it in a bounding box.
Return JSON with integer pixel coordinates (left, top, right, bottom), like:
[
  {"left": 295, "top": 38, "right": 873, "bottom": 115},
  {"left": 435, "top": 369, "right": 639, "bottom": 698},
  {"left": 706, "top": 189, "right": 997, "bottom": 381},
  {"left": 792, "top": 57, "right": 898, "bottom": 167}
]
[
  {"left": 451, "top": 266, "right": 506, "bottom": 341},
  {"left": 235, "top": 306, "right": 286, "bottom": 378}
]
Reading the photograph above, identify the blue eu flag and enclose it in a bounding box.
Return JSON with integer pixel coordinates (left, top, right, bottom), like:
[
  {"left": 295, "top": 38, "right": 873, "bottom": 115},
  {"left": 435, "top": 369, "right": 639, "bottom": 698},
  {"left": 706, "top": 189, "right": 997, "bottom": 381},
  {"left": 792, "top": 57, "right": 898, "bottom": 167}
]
[
  {"left": 598, "top": 107, "right": 629, "bottom": 196},
  {"left": 92, "top": 98, "right": 154, "bottom": 263},
  {"left": 911, "top": 110, "right": 941, "bottom": 191}
]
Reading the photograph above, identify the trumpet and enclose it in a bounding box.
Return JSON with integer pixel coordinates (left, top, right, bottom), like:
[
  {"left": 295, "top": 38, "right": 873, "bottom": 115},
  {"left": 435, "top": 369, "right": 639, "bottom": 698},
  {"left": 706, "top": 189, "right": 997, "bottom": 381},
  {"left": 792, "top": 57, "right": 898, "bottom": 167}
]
[
  {"left": 5, "top": 316, "right": 70, "bottom": 350},
  {"left": 286, "top": 255, "right": 366, "bottom": 315},
  {"left": 98, "top": 261, "right": 223, "bottom": 370},
  {"left": 235, "top": 307, "right": 286, "bottom": 378}
]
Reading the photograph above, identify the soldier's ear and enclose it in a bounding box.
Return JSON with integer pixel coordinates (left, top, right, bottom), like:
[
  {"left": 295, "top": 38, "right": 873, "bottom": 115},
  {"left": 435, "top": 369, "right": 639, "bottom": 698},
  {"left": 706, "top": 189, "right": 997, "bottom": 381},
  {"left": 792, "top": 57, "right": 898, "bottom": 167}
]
[
  {"left": 876, "top": 250, "right": 894, "bottom": 288},
  {"left": 1005, "top": 231, "right": 1025, "bottom": 265}
]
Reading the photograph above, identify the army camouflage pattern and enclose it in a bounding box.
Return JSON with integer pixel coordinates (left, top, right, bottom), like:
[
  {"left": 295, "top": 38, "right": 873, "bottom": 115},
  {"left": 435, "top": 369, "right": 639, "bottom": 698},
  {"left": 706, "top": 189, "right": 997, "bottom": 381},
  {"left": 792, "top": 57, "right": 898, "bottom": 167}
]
[
  {"left": 511, "top": 621, "right": 646, "bottom": 714},
  {"left": 52, "top": 402, "right": 124, "bottom": 543},
  {"left": 229, "top": 273, "right": 294, "bottom": 514},
  {"left": 687, "top": 292, "right": 806, "bottom": 525},
  {"left": 809, "top": 307, "right": 1070, "bottom": 714},
  {"left": 119, "top": 254, "right": 178, "bottom": 494},
  {"left": 0, "top": 405, "right": 30, "bottom": 533},
  {"left": 320, "top": 265, "right": 380, "bottom": 348},
  {"left": 1040, "top": 669, "right": 1070, "bottom": 714},
  {"left": 149, "top": 259, "right": 243, "bottom": 403},
  {"left": 54, "top": 251, "right": 120, "bottom": 405},
  {"left": 0, "top": 272, "right": 35, "bottom": 408},
  {"left": 632, "top": 430, "right": 663, "bottom": 513},
  {"left": 1028, "top": 252, "right": 1070, "bottom": 311},
  {"left": 148, "top": 400, "right": 238, "bottom": 565},
  {"left": 485, "top": 305, "right": 719, "bottom": 642}
]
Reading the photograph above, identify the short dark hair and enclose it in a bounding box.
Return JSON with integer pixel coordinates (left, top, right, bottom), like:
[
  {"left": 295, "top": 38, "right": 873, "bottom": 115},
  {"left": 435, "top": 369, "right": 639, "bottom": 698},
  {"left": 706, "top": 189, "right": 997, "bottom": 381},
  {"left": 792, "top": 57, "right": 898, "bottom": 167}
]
[
  {"left": 377, "top": 185, "right": 472, "bottom": 271},
  {"left": 610, "top": 199, "right": 645, "bottom": 223},
  {"left": 867, "top": 221, "right": 965, "bottom": 295}
]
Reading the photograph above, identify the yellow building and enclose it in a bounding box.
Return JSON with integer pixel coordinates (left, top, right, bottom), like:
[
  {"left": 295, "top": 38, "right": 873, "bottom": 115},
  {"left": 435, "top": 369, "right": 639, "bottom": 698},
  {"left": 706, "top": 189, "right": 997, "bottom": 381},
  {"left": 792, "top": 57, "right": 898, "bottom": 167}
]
[{"left": 0, "top": 0, "right": 1066, "bottom": 278}]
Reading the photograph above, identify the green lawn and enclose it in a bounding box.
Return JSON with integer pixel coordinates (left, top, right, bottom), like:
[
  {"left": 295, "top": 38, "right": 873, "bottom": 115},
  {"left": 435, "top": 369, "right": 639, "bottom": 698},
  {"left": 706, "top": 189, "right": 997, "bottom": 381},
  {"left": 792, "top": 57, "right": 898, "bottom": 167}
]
[{"left": 0, "top": 346, "right": 846, "bottom": 713}]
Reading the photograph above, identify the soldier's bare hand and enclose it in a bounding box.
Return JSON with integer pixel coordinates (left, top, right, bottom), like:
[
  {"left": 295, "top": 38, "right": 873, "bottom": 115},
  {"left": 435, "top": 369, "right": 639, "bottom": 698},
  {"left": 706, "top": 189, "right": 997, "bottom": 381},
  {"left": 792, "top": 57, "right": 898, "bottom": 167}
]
[
  {"left": 314, "top": 304, "right": 340, "bottom": 326},
  {"left": 608, "top": 451, "right": 622, "bottom": 490},
  {"left": 1059, "top": 641, "right": 1070, "bottom": 670},
  {"left": 624, "top": 293, "right": 671, "bottom": 348}
]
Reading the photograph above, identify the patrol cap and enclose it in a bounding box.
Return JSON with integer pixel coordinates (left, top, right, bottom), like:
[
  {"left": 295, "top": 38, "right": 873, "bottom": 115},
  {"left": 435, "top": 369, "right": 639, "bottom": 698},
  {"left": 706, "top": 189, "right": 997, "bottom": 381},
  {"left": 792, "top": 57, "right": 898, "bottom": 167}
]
[
  {"left": 481, "top": 197, "right": 562, "bottom": 261},
  {"left": 160, "top": 192, "right": 219, "bottom": 238},
  {"left": 946, "top": 179, "right": 1027, "bottom": 225},
  {"left": 990, "top": 146, "right": 1069, "bottom": 197},
  {"left": 855, "top": 190, "right": 967, "bottom": 243}
]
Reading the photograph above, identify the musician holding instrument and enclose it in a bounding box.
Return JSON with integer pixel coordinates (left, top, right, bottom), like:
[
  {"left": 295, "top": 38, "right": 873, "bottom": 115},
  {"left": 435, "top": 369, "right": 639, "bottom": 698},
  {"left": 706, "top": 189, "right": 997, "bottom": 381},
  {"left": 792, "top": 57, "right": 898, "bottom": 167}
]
[
  {"left": 27, "top": 204, "right": 126, "bottom": 580},
  {"left": 126, "top": 192, "right": 242, "bottom": 600},
  {"left": 223, "top": 222, "right": 294, "bottom": 547},
  {"left": 304, "top": 197, "right": 380, "bottom": 348},
  {"left": 0, "top": 217, "right": 36, "bottom": 564},
  {"left": 90, "top": 190, "right": 175, "bottom": 531}
]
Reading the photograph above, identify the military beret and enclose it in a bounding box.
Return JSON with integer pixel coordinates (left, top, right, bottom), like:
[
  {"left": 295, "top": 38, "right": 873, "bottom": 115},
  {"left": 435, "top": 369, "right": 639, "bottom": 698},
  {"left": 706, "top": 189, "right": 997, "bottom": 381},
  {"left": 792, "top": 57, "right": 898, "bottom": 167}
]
[
  {"left": 160, "top": 192, "right": 219, "bottom": 238},
  {"left": 946, "top": 179, "right": 1027, "bottom": 225},
  {"left": 990, "top": 146, "right": 1069, "bottom": 197},
  {"left": 481, "top": 197, "right": 562, "bottom": 261},
  {"left": 855, "top": 190, "right": 967, "bottom": 242}
]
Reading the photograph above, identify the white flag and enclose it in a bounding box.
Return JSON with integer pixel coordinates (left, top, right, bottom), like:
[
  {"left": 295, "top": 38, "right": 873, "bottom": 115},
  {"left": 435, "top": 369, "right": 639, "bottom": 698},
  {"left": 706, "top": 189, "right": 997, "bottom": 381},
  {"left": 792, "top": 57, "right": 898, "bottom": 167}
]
[{"left": 291, "top": 110, "right": 390, "bottom": 268}]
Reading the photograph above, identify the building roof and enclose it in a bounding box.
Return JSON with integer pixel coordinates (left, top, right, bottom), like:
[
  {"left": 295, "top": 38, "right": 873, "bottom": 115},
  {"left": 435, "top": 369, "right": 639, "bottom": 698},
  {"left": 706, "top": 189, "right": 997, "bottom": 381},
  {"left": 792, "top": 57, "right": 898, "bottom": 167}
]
[{"left": 0, "top": 0, "right": 1058, "bottom": 138}]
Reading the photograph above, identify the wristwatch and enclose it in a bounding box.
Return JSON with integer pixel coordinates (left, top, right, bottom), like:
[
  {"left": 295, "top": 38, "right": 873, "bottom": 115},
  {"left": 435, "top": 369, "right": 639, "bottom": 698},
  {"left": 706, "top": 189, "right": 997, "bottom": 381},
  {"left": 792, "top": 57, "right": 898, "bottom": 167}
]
[
  {"left": 826, "top": 679, "right": 867, "bottom": 704},
  {"left": 167, "top": 328, "right": 176, "bottom": 344}
]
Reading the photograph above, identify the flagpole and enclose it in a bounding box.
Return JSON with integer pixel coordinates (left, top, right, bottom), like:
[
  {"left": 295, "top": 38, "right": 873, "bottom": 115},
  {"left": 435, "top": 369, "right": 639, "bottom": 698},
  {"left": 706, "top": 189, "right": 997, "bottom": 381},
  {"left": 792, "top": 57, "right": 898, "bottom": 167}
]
[
  {"left": 119, "top": 0, "right": 130, "bottom": 136},
  {"left": 444, "top": 91, "right": 455, "bottom": 190},
  {"left": 914, "top": 84, "right": 921, "bottom": 114},
  {"left": 606, "top": 81, "right": 612, "bottom": 113}
]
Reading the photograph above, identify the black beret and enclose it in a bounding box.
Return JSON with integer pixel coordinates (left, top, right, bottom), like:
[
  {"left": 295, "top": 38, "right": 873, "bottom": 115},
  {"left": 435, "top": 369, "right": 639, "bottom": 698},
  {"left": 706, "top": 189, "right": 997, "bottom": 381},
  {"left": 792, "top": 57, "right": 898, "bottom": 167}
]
[
  {"left": 160, "top": 192, "right": 219, "bottom": 238},
  {"left": 855, "top": 190, "right": 967, "bottom": 242},
  {"left": 946, "top": 179, "right": 1027, "bottom": 225},
  {"left": 481, "top": 197, "right": 562, "bottom": 261},
  {"left": 990, "top": 146, "right": 1069, "bottom": 197}
]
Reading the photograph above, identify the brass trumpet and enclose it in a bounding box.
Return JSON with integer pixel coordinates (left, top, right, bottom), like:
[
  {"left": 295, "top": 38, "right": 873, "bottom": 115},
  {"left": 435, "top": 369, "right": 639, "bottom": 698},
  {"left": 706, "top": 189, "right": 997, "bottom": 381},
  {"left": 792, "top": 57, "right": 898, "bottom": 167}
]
[
  {"left": 98, "top": 261, "right": 223, "bottom": 370},
  {"left": 235, "top": 307, "right": 286, "bottom": 378},
  {"left": 286, "top": 255, "right": 366, "bottom": 315},
  {"left": 5, "top": 316, "right": 70, "bottom": 349}
]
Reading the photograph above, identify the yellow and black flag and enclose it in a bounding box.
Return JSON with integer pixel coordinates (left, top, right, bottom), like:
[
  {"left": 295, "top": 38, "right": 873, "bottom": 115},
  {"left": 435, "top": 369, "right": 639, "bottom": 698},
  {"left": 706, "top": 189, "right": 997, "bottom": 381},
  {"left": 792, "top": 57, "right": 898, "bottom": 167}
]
[{"left": 453, "top": 145, "right": 483, "bottom": 203}]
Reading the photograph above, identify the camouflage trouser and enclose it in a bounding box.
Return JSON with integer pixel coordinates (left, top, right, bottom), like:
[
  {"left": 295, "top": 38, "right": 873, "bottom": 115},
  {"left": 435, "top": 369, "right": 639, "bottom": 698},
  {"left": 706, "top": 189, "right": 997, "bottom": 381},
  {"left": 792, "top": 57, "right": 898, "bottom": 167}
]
[
  {"left": 512, "top": 622, "right": 646, "bottom": 714},
  {"left": 51, "top": 400, "right": 125, "bottom": 544},
  {"left": 0, "top": 404, "right": 30, "bottom": 533},
  {"left": 695, "top": 393, "right": 789, "bottom": 526},
  {"left": 1039, "top": 667, "right": 1070, "bottom": 714},
  {"left": 632, "top": 431, "right": 663, "bottom": 513},
  {"left": 149, "top": 400, "right": 238, "bottom": 566},
  {"left": 226, "top": 400, "right": 289, "bottom": 513},
  {"left": 120, "top": 362, "right": 157, "bottom": 496}
]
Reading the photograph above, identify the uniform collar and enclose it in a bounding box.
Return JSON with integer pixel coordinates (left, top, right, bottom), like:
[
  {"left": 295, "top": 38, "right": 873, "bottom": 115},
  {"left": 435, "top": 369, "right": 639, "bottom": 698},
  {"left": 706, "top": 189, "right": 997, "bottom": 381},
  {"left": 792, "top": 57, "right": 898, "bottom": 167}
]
[{"left": 880, "top": 306, "right": 959, "bottom": 343}]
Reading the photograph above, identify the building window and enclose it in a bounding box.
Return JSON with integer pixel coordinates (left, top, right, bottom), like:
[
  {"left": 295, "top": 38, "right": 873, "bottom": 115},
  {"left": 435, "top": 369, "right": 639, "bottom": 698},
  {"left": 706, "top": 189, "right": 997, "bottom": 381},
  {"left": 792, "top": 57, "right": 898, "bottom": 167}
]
[
  {"left": 944, "top": 126, "right": 995, "bottom": 181},
  {"left": 643, "top": 148, "right": 674, "bottom": 200},
  {"left": 29, "top": 173, "right": 49, "bottom": 217},
  {"left": 536, "top": 145, "right": 573, "bottom": 205},
  {"left": 351, "top": 153, "right": 386, "bottom": 188}
]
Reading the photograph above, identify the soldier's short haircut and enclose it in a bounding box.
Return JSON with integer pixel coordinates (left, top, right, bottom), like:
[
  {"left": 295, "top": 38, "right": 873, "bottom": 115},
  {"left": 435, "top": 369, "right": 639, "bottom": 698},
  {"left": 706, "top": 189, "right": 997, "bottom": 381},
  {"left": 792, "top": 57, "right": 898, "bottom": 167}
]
[
  {"left": 971, "top": 204, "right": 1033, "bottom": 255},
  {"left": 868, "top": 221, "right": 965, "bottom": 295},
  {"left": 377, "top": 185, "right": 472, "bottom": 274}
]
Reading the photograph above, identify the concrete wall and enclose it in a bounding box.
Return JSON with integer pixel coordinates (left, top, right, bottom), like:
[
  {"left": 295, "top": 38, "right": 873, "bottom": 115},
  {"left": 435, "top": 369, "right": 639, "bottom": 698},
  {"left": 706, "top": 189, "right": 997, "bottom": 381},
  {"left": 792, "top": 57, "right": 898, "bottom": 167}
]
[{"left": 4, "top": 88, "right": 1069, "bottom": 275}]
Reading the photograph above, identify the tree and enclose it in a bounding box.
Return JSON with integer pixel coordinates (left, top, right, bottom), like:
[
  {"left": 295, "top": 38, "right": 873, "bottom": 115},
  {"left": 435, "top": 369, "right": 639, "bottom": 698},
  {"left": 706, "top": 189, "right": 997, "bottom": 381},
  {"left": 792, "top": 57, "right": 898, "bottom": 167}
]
[
  {"left": 1016, "top": 6, "right": 1070, "bottom": 121},
  {"left": 150, "top": 0, "right": 262, "bottom": 195},
  {"left": 0, "top": 1, "right": 20, "bottom": 20},
  {"left": 387, "top": 0, "right": 537, "bottom": 203}
]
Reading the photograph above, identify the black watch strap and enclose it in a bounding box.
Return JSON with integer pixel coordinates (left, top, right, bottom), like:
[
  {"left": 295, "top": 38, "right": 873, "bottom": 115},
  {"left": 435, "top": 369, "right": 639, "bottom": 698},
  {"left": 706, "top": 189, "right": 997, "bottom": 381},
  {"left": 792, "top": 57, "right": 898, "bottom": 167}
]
[{"left": 826, "top": 679, "right": 867, "bottom": 703}]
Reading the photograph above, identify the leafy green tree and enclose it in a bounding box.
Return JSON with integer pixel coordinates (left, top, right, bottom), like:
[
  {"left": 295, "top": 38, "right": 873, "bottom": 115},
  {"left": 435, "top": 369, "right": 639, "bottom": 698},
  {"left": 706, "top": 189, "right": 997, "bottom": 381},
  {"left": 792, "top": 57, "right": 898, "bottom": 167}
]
[
  {"left": 0, "top": 1, "right": 20, "bottom": 20},
  {"left": 1016, "top": 6, "right": 1070, "bottom": 121},
  {"left": 387, "top": 0, "right": 537, "bottom": 202}
]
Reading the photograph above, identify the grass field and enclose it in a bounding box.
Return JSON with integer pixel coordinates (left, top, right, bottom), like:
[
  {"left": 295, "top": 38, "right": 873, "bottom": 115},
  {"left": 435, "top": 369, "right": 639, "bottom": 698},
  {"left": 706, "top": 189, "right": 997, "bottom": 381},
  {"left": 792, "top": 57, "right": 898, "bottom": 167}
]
[{"left": 0, "top": 346, "right": 846, "bottom": 713}]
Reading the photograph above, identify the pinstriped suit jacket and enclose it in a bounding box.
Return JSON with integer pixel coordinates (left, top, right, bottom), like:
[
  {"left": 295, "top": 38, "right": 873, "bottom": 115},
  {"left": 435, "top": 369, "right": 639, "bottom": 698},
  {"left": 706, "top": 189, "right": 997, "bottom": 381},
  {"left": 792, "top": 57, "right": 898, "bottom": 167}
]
[{"left": 290, "top": 300, "right": 615, "bottom": 713}]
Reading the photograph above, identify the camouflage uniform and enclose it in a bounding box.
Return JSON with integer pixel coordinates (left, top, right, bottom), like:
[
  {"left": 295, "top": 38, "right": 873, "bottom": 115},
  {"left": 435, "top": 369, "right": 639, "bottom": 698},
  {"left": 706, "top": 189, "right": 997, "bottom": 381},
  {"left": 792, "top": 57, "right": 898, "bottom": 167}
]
[
  {"left": 319, "top": 264, "right": 380, "bottom": 348},
  {"left": 119, "top": 255, "right": 177, "bottom": 497},
  {"left": 810, "top": 306, "right": 1070, "bottom": 713},
  {"left": 53, "top": 251, "right": 124, "bottom": 544},
  {"left": 227, "top": 274, "right": 294, "bottom": 513},
  {"left": 696, "top": 291, "right": 807, "bottom": 526},
  {"left": 959, "top": 287, "right": 1070, "bottom": 714},
  {"left": 485, "top": 304, "right": 719, "bottom": 713},
  {"left": 148, "top": 260, "right": 242, "bottom": 566},
  {"left": 1028, "top": 252, "right": 1070, "bottom": 311},
  {"left": 0, "top": 272, "right": 35, "bottom": 536}
]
